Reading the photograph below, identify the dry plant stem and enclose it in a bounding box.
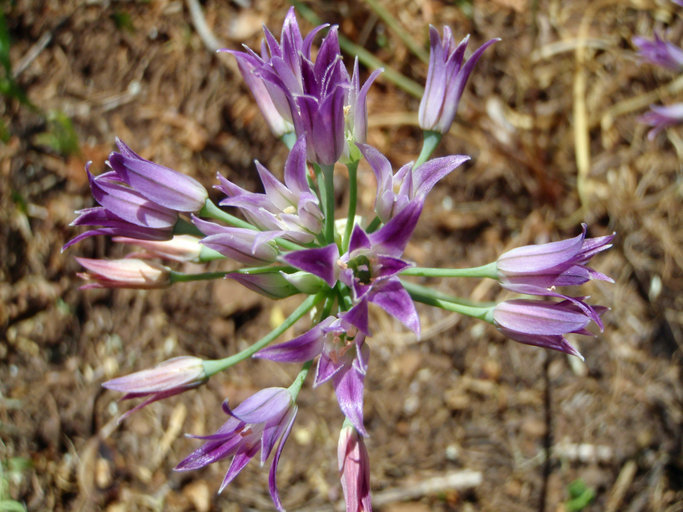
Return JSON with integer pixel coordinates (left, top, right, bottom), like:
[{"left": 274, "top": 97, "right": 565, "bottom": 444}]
[
  {"left": 186, "top": 0, "right": 223, "bottom": 52},
  {"left": 573, "top": 0, "right": 625, "bottom": 211},
  {"left": 372, "top": 470, "right": 483, "bottom": 506},
  {"left": 361, "top": 0, "right": 429, "bottom": 64}
]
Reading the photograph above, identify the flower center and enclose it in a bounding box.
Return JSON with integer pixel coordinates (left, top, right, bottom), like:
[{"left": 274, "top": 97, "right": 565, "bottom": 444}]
[{"left": 347, "top": 254, "right": 372, "bottom": 285}]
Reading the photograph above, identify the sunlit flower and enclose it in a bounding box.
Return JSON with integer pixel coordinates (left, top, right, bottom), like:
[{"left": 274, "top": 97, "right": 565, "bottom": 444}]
[
  {"left": 228, "top": 7, "right": 379, "bottom": 164},
  {"left": 215, "top": 136, "right": 323, "bottom": 244},
  {"left": 112, "top": 234, "right": 205, "bottom": 262},
  {"left": 359, "top": 143, "right": 469, "bottom": 222},
  {"left": 176, "top": 387, "right": 297, "bottom": 511},
  {"left": 497, "top": 224, "right": 614, "bottom": 292},
  {"left": 419, "top": 27, "right": 498, "bottom": 134},
  {"left": 256, "top": 316, "right": 369, "bottom": 435},
  {"left": 492, "top": 299, "right": 607, "bottom": 360}
]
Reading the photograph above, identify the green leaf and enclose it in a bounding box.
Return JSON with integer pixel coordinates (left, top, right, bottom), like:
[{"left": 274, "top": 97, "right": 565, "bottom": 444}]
[
  {"left": 33, "top": 110, "right": 80, "bottom": 156},
  {"left": 565, "top": 479, "right": 596, "bottom": 511},
  {"left": 0, "top": 500, "right": 27, "bottom": 512},
  {"left": 110, "top": 11, "right": 134, "bottom": 32}
]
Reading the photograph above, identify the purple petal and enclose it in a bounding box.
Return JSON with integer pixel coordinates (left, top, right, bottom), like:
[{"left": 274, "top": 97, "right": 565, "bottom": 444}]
[
  {"left": 333, "top": 362, "right": 367, "bottom": 436},
  {"left": 369, "top": 201, "right": 423, "bottom": 257},
  {"left": 342, "top": 300, "right": 370, "bottom": 335},
  {"left": 268, "top": 407, "right": 298, "bottom": 512},
  {"left": 218, "top": 446, "right": 260, "bottom": 493},
  {"left": 281, "top": 244, "right": 339, "bottom": 286},
  {"left": 110, "top": 140, "right": 207, "bottom": 212},
  {"left": 368, "top": 278, "right": 420, "bottom": 336},
  {"left": 255, "top": 319, "right": 334, "bottom": 362}
]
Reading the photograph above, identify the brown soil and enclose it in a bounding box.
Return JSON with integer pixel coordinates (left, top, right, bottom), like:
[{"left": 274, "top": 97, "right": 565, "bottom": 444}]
[{"left": 1, "top": 1, "right": 681, "bottom": 511}]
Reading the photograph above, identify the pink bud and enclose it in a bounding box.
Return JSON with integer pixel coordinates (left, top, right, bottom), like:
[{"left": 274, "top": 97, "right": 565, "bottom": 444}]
[
  {"left": 338, "top": 424, "right": 372, "bottom": 512},
  {"left": 76, "top": 257, "right": 171, "bottom": 289},
  {"left": 112, "top": 235, "right": 203, "bottom": 262},
  {"left": 103, "top": 356, "right": 207, "bottom": 420}
]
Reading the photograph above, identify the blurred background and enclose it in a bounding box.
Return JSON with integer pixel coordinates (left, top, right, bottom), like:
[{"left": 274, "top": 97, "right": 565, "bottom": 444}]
[{"left": 0, "top": 0, "right": 681, "bottom": 510}]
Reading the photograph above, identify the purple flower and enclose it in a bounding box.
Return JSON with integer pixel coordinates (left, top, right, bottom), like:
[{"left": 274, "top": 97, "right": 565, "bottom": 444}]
[
  {"left": 176, "top": 387, "right": 297, "bottom": 510},
  {"left": 359, "top": 143, "right": 469, "bottom": 222},
  {"left": 640, "top": 103, "right": 683, "bottom": 140},
  {"left": 338, "top": 424, "right": 372, "bottom": 512},
  {"left": 110, "top": 139, "right": 208, "bottom": 213},
  {"left": 65, "top": 140, "right": 208, "bottom": 250},
  {"left": 343, "top": 59, "right": 382, "bottom": 161},
  {"left": 255, "top": 316, "right": 369, "bottom": 435},
  {"left": 192, "top": 216, "right": 280, "bottom": 265},
  {"left": 497, "top": 224, "right": 614, "bottom": 292},
  {"left": 226, "top": 48, "right": 294, "bottom": 137},
  {"left": 76, "top": 257, "right": 171, "bottom": 289},
  {"left": 492, "top": 299, "right": 607, "bottom": 359},
  {"left": 64, "top": 163, "right": 177, "bottom": 250},
  {"left": 418, "top": 27, "right": 498, "bottom": 134},
  {"left": 215, "top": 136, "right": 323, "bottom": 244},
  {"left": 632, "top": 33, "right": 683, "bottom": 71},
  {"left": 228, "top": 8, "right": 378, "bottom": 165},
  {"left": 282, "top": 203, "right": 423, "bottom": 336},
  {"left": 103, "top": 356, "right": 207, "bottom": 420}
]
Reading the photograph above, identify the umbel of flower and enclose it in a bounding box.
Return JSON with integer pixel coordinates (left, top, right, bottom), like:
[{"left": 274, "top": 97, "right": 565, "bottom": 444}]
[
  {"left": 64, "top": 139, "right": 208, "bottom": 250},
  {"left": 418, "top": 27, "right": 499, "bottom": 134},
  {"left": 175, "top": 387, "right": 297, "bottom": 512},
  {"left": 227, "top": 7, "right": 379, "bottom": 165}
]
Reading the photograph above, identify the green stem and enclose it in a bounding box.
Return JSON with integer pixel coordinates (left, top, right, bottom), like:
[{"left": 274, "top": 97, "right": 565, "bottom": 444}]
[
  {"left": 173, "top": 217, "right": 205, "bottom": 237},
  {"left": 402, "top": 280, "right": 494, "bottom": 322},
  {"left": 365, "top": 215, "right": 382, "bottom": 233},
  {"left": 202, "top": 291, "right": 326, "bottom": 376},
  {"left": 198, "top": 245, "right": 226, "bottom": 262},
  {"left": 169, "top": 270, "right": 228, "bottom": 283},
  {"left": 400, "top": 261, "right": 498, "bottom": 279},
  {"left": 343, "top": 161, "right": 359, "bottom": 251},
  {"left": 200, "top": 198, "right": 255, "bottom": 230},
  {"left": 281, "top": 132, "right": 297, "bottom": 150},
  {"left": 414, "top": 131, "right": 442, "bottom": 167},
  {"left": 232, "top": 265, "right": 295, "bottom": 275},
  {"left": 288, "top": 360, "right": 313, "bottom": 400},
  {"left": 321, "top": 164, "right": 336, "bottom": 244},
  {"left": 291, "top": 0, "right": 424, "bottom": 98}
]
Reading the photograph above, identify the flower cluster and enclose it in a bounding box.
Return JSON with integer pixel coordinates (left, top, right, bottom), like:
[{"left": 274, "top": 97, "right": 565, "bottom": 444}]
[{"left": 68, "top": 8, "right": 615, "bottom": 511}]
